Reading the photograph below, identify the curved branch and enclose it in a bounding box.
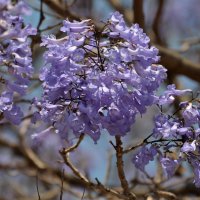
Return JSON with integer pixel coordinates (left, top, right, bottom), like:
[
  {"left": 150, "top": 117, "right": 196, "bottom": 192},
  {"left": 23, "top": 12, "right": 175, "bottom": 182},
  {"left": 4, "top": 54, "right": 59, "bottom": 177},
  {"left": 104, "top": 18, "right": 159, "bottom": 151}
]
[
  {"left": 157, "top": 44, "right": 200, "bottom": 82},
  {"left": 60, "top": 135, "right": 130, "bottom": 199}
]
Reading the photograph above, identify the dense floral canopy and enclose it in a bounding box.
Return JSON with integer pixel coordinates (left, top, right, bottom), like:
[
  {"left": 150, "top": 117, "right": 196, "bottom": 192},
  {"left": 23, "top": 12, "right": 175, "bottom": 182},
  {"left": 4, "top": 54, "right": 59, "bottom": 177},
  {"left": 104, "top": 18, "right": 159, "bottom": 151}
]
[{"left": 1, "top": 0, "right": 200, "bottom": 195}]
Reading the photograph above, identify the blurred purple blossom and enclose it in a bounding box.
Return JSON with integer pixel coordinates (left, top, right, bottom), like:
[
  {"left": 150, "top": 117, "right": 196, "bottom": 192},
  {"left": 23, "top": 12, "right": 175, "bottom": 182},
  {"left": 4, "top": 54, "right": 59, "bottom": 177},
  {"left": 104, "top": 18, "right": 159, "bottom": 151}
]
[
  {"left": 160, "top": 157, "right": 179, "bottom": 178},
  {"left": 132, "top": 145, "right": 158, "bottom": 172},
  {"left": 0, "top": 0, "right": 36, "bottom": 124}
]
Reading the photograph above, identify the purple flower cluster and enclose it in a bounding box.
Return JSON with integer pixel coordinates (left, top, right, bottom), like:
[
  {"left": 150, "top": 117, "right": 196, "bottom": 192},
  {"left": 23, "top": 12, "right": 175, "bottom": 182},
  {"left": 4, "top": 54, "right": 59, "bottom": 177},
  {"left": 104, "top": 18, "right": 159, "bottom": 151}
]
[
  {"left": 36, "top": 12, "right": 167, "bottom": 142},
  {"left": 0, "top": 0, "right": 36, "bottom": 124},
  {"left": 133, "top": 88, "right": 200, "bottom": 187},
  {"left": 132, "top": 145, "right": 158, "bottom": 172},
  {"left": 33, "top": 10, "right": 200, "bottom": 188}
]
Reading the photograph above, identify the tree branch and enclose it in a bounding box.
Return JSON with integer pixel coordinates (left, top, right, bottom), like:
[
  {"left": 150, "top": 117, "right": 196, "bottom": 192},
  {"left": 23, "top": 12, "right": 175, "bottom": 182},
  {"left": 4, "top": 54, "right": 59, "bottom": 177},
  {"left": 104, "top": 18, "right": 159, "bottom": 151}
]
[
  {"left": 43, "top": 0, "right": 80, "bottom": 20},
  {"left": 115, "top": 136, "right": 136, "bottom": 199},
  {"left": 152, "top": 0, "right": 165, "bottom": 44},
  {"left": 37, "top": 0, "right": 45, "bottom": 31},
  {"left": 60, "top": 134, "right": 132, "bottom": 199},
  {"left": 133, "top": 0, "right": 145, "bottom": 29},
  {"left": 157, "top": 44, "right": 200, "bottom": 82}
]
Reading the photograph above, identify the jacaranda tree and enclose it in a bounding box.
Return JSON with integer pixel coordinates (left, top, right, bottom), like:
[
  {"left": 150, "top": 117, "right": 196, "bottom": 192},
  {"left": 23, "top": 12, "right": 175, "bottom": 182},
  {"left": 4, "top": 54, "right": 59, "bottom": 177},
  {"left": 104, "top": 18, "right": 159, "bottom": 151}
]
[{"left": 0, "top": 0, "right": 200, "bottom": 199}]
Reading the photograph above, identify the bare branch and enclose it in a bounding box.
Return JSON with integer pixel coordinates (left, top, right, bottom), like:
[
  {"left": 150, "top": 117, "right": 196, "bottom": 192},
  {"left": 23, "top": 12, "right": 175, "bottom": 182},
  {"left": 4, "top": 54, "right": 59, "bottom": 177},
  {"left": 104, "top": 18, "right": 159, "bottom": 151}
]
[
  {"left": 81, "top": 188, "right": 85, "bottom": 200},
  {"left": 123, "top": 140, "right": 144, "bottom": 154},
  {"left": 133, "top": 0, "right": 145, "bottom": 29},
  {"left": 152, "top": 0, "right": 165, "bottom": 44},
  {"left": 157, "top": 44, "right": 200, "bottom": 83},
  {"left": 156, "top": 190, "right": 177, "bottom": 200},
  {"left": 37, "top": 0, "right": 45, "bottom": 31},
  {"left": 60, "top": 135, "right": 133, "bottom": 199},
  {"left": 123, "top": 133, "right": 153, "bottom": 154},
  {"left": 180, "top": 37, "right": 200, "bottom": 52},
  {"left": 36, "top": 175, "right": 41, "bottom": 200},
  {"left": 59, "top": 169, "right": 64, "bottom": 200},
  {"left": 62, "top": 133, "right": 84, "bottom": 154},
  {"left": 43, "top": 0, "right": 80, "bottom": 20},
  {"left": 115, "top": 136, "right": 136, "bottom": 199}
]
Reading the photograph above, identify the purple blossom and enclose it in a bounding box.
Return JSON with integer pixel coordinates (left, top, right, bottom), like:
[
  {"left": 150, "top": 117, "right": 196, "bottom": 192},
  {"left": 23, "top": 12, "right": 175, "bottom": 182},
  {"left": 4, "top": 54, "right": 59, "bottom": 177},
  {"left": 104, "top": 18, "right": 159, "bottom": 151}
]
[
  {"left": 36, "top": 12, "right": 167, "bottom": 142},
  {"left": 132, "top": 145, "right": 157, "bottom": 171},
  {"left": 153, "top": 114, "right": 179, "bottom": 138},
  {"left": 153, "top": 107, "right": 200, "bottom": 141},
  {"left": 61, "top": 19, "right": 93, "bottom": 34},
  {"left": 158, "top": 84, "right": 192, "bottom": 105},
  {"left": 0, "top": 0, "right": 36, "bottom": 124},
  {"left": 34, "top": 11, "right": 200, "bottom": 190},
  {"left": 160, "top": 157, "right": 179, "bottom": 178},
  {"left": 181, "top": 141, "right": 196, "bottom": 153},
  {"left": 189, "top": 157, "right": 200, "bottom": 187},
  {"left": 3, "top": 105, "right": 23, "bottom": 125},
  {"left": 182, "top": 103, "right": 200, "bottom": 126}
]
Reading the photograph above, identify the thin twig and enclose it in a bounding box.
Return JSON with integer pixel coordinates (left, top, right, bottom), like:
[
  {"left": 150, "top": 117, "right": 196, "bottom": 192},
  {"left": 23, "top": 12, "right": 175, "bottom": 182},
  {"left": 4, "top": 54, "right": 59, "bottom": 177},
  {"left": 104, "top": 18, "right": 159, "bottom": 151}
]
[
  {"left": 36, "top": 175, "right": 41, "bottom": 200},
  {"left": 37, "top": 0, "right": 45, "bottom": 31},
  {"left": 27, "top": 3, "right": 61, "bottom": 18},
  {"left": 123, "top": 133, "right": 153, "bottom": 154},
  {"left": 40, "top": 22, "right": 62, "bottom": 32},
  {"left": 123, "top": 140, "right": 144, "bottom": 154},
  {"left": 81, "top": 188, "right": 85, "bottom": 200},
  {"left": 62, "top": 134, "right": 84, "bottom": 154},
  {"left": 60, "top": 168, "right": 64, "bottom": 200}
]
